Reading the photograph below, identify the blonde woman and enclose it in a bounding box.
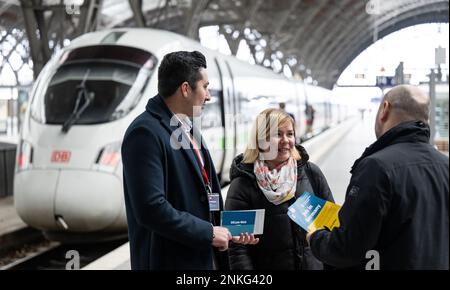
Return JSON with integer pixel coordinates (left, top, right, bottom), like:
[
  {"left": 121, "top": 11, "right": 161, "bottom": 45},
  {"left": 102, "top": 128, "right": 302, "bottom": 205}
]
[{"left": 225, "top": 108, "right": 334, "bottom": 270}]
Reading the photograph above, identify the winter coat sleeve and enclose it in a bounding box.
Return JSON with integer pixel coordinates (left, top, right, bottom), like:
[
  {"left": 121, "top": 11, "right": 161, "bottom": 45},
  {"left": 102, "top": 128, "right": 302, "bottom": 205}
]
[
  {"left": 225, "top": 178, "right": 255, "bottom": 270},
  {"left": 309, "top": 157, "right": 391, "bottom": 268},
  {"left": 309, "top": 162, "right": 335, "bottom": 202}
]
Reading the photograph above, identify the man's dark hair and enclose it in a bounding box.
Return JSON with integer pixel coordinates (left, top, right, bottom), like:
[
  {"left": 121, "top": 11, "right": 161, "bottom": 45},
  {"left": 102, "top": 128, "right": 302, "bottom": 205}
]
[{"left": 157, "top": 51, "right": 207, "bottom": 98}]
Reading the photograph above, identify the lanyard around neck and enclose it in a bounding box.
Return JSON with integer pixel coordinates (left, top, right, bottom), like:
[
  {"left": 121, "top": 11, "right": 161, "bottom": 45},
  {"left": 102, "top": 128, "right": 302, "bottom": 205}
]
[
  {"left": 185, "top": 132, "right": 211, "bottom": 191},
  {"left": 173, "top": 113, "right": 211, "bottom": 192}
]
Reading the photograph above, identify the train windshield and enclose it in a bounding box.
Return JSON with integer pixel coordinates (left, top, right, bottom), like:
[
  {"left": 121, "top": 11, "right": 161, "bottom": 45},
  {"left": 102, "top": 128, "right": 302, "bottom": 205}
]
[{"left": 31, "top": 45, "right": 156, "bottom": 125}]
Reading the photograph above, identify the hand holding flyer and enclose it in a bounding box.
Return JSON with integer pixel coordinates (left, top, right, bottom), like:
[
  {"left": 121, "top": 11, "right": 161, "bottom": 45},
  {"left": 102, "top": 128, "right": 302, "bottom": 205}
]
[{"left": 288, "top": 192, "right": 341, "bottom": 232}]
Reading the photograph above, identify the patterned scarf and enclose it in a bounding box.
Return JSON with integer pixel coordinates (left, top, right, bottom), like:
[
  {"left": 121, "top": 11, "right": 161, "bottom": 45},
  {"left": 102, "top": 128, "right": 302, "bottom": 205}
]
[{"left": 254, "top": 156, "right": 297, "bottom": 205}]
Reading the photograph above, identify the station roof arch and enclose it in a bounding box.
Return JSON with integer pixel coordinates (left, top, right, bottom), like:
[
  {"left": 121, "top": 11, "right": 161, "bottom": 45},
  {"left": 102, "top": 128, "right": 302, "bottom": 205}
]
[{"left": 1, "top": 0, "right": 448, "bottom": 88}]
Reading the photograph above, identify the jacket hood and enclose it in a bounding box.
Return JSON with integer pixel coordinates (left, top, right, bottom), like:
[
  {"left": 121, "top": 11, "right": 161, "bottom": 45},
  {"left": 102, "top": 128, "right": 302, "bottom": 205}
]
[{"left": 230, "top": 144, "right": 310, "bottom": 181}]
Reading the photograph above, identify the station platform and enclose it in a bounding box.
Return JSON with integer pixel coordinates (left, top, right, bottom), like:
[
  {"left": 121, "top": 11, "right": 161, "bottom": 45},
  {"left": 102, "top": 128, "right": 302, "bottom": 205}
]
[{"left": 317, "top": 113, "right": 376, "bottom": 204}]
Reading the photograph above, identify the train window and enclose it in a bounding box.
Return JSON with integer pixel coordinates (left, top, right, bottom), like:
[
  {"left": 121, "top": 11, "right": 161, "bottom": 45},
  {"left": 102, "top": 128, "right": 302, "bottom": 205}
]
[
  {"left": 201, "top": 89, "right": 222, "bottom": 130},
  {"left": 30, "top": 46, "right": 157, "bottom": 126}
]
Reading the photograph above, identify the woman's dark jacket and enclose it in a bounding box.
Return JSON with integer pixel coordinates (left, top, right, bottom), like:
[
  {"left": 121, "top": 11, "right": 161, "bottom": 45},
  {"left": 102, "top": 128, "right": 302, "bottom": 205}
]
[{"left": 225, "top": 145, "right": 334, "bottom": 270}]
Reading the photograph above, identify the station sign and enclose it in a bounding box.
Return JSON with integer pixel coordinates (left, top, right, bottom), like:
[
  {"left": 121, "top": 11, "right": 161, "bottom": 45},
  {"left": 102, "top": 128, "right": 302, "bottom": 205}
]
[{"left": 376, "top": 76, "right": 396, "bottom": 88}]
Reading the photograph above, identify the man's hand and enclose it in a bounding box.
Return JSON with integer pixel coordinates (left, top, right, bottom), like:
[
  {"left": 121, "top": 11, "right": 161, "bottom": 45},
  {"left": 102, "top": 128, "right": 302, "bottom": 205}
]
[
  {"left": 306, "top": 230, "right": 316, "bottom": 245},
  {"left": 232, "top": 233, "right": 259, "bottom": 245},
  {"left": 212, "top": 226, "right": 232, "bottom": 251}
]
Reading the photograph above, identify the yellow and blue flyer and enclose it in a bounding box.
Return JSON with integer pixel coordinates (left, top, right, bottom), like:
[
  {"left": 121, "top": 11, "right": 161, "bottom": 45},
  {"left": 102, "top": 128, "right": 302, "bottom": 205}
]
[{"left": 287, "top": 192, "right": 341, "bottom": 232}]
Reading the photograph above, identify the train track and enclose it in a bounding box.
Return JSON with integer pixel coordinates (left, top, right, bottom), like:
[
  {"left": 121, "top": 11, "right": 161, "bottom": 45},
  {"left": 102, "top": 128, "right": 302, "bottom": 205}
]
[
  {"left": 1, "top": 233, "right": 127, "bottom": 270},
  {"left": 0, "top": 226, "right": 50, "bottom": 269}
]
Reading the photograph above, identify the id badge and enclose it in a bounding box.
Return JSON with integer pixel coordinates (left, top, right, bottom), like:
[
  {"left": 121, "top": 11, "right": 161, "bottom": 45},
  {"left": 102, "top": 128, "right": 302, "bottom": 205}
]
[{"left": 208, "top": 194, "right": 220, "bottom": 211}]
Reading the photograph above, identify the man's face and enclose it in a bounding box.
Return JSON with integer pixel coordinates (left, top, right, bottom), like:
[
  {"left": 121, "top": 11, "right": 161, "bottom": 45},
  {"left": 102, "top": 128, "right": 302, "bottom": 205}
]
[{"left": 188, "top": 68, "right": 210, "bottom": 117}]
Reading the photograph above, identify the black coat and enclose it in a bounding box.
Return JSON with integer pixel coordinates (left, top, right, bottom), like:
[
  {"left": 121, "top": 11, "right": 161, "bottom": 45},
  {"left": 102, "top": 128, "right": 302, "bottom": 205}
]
[
  {"left": 225, "top": 145, "right": 334, "bottom": 270},
  {"left": 121, "top": 95, "right": 228, "bottom": 270},
  {"left": 310, "top": 121, "right": 449, "bottom": 270}
]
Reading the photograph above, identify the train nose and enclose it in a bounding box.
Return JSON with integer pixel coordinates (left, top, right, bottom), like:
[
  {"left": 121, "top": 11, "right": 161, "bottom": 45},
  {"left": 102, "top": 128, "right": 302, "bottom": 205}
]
[
  {"left": 54, "top": 170, "right": 123, "bottom": 232},
  {"left": 14, "top": 170, "right": 123, "bottom": 232},
  {"left": 14, "top": 170, "right": 59, "bottom": 230}
]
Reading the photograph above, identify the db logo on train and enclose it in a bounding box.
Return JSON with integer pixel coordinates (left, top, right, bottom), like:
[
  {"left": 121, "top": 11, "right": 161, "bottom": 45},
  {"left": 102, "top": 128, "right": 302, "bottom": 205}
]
[{"left": 51, "top": 150, "right": 71, "bottom": 163}]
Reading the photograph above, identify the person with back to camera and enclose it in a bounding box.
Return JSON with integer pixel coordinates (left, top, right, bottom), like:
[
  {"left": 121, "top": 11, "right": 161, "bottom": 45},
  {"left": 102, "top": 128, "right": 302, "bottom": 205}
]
[
  {"left": 225, "top": 108, "right": 335, "bottom": 270},
  {"left": 279, "top": 102, "right": 296, "bottom": 122},
  {"left": 304, "top": 103, "right": 315, "bottom": 134},
  {"left": 121, "top": 51, "right": 256, "bottom": 270},
  {"left": 307, "top": 84, "right": 449, "bottom": 270}
]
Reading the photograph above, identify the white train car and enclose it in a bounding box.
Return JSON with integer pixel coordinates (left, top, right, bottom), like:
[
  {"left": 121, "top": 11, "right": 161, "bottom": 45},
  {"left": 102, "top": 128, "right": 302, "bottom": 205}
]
[{"left": 14, "top": 28, "right": 351, "bottom": 242}]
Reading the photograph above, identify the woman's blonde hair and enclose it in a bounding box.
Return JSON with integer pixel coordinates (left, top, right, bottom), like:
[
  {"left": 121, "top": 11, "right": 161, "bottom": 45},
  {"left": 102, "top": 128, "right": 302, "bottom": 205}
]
[{"left": 242, "top": 108, "right": 301, "bottom": 163}]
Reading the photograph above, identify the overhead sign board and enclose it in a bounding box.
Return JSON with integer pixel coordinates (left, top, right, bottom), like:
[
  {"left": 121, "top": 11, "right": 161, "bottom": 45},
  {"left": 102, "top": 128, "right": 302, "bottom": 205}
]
[{"left": 376, "top": 76, "right": 396, "bottom": 88}]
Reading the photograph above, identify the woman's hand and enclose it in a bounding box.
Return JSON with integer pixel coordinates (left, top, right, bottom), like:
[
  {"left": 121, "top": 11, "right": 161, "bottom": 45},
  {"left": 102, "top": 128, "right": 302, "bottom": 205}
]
[{"left": 231, "top": 233, "right": 260, "bottom": 245}]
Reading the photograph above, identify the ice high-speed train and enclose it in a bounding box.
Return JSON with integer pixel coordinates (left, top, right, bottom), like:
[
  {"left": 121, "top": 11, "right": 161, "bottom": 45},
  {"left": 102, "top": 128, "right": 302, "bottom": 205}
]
[{"left": 14, "top": 28, "right": 353, "bottom": 242}]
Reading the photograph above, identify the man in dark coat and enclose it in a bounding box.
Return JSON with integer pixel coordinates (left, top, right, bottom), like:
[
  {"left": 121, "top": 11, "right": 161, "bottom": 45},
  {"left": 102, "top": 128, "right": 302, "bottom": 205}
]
[
  {"left": 307, "top": 85, "right": 449, "bottom": 270},
  {"left": 122, "top": 51, "right": 236, "bottom": 270}
]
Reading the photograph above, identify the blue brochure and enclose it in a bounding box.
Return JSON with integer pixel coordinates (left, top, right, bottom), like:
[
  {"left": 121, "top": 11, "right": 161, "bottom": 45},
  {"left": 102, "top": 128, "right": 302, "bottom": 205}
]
[
  {"left": 220, "top": 209, "right": 265, "bottom": 236},
  {"left": 287, "top": 192, "right": 341, "bottom": 232}
]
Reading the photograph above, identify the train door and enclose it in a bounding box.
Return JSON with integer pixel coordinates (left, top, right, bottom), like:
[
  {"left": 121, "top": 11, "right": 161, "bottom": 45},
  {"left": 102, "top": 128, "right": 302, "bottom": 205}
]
[{"left": 215, "top": 57, "right": 236, "bottom": 184}]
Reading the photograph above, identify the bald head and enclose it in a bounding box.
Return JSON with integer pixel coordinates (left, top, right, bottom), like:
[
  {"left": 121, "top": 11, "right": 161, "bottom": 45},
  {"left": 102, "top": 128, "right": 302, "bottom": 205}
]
[
  {"left": 375, "top": 85, "right": 430, "bottom": 139},
  {"left": 384, "top": 85, "right": 430, "bottom": 123}
]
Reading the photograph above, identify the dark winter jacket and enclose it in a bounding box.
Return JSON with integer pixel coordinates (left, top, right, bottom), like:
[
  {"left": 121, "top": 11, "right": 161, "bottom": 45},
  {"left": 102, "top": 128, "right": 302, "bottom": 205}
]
[
  {"left": 310, "top": 121, "right": 449, "bottom": 270},
  {"left": 225, "top": 145, "right": 334, "bottom": 270}
]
